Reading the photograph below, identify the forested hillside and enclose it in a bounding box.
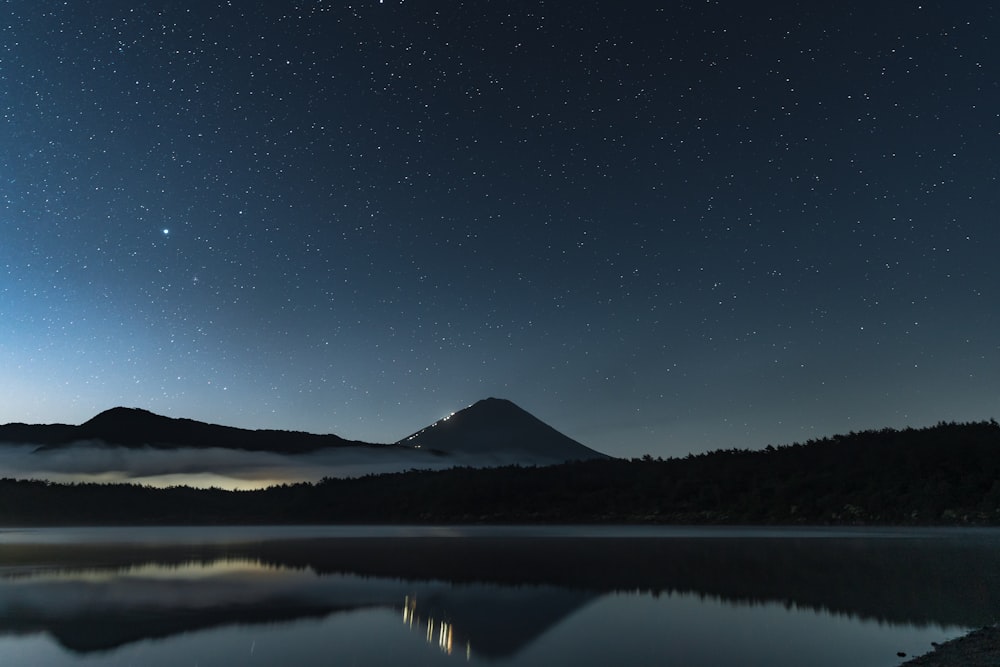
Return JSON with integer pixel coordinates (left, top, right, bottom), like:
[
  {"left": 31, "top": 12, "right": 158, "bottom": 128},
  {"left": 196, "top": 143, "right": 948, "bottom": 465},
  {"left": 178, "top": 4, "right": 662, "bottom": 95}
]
[{"left": 1, "top": 420, "right": 998, "bottom": 525}]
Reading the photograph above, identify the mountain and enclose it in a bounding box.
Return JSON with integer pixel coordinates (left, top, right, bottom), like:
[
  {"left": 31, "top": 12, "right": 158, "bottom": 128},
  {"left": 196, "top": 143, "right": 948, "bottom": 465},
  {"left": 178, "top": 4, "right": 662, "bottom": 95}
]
[
  {"left": 0, "top": 401, "right": 606, "bottom": 462},
  {"left": 0, "top": 401, "right": 609, "bottom": 488},
  {"left": 0, "top": 407, "right": 376, "bottom": 454},
  {"left": 397, "top": 398, "right": 608, "bottom": 463}
]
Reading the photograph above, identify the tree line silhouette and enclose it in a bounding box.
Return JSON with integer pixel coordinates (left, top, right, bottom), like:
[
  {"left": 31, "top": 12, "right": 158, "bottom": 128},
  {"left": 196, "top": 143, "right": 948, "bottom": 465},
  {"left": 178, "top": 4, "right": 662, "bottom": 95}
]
[{"left": 1, "top": 420, "right": 998, "bottom": 525}]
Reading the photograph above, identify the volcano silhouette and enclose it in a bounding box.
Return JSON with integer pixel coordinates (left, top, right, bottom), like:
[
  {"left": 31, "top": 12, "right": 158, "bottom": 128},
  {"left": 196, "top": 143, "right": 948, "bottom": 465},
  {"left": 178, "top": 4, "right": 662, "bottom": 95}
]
[
  {"left": 0, "top": 400, "right": 609, "bottom": 477},
  {"left": 397, "top": 398, "right": 607, "bottom": 463},
  {"left": 6, "top": 407, "right": 373, "bottom": 454}
]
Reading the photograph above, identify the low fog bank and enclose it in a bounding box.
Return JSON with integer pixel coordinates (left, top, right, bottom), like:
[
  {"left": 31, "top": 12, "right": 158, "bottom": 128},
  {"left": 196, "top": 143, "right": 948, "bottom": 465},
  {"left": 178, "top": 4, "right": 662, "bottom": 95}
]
[
  {"left": 0, "top": 442, "right": 449, "bottom": 489},
  {"left": 0, "top": 442, "right": 573, "bottom": 490}
]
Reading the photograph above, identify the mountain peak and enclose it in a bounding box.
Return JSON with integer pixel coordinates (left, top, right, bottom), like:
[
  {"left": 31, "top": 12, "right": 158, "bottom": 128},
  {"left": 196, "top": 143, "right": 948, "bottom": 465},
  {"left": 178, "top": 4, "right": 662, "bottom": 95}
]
[
  {"left": 78, "top": 407, "right": 207, "bottom": 447},
  {"left": 73, "top": 407, "right": 358, "bottom": 453},
  {"left": 397, "top": 398, "right": 608, "bottom": 463},
  {"left": 82, "top": 407, "right": 168, "bottom": 429},
  {"left": 472, "top": 397, "right": 519, "bottom": 409}
]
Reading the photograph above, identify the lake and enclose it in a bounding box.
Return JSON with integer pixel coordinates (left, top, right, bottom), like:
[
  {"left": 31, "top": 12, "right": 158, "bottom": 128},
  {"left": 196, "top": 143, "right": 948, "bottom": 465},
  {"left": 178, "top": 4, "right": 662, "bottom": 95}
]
[{"left": 0, "top": 526, "right": 995, "bottom": 666}]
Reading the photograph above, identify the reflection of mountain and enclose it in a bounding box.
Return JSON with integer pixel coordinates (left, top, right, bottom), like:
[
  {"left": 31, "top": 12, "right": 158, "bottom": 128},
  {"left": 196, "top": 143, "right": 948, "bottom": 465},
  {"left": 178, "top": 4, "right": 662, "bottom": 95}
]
[
  {"left": 399, "top": 585, "right": 596, "bottom": 659},
  {"left": 0, "top": 532, "right": 998, "bottom": 656},
  {"left": 4, "top": 595, "right": 339, "bottom": 654},
  {"left": 250, "top": 534, "right": 1000, "bottom": 628},
  {"left": 0, "top": 557, "right": 595, "bottom": 658}
]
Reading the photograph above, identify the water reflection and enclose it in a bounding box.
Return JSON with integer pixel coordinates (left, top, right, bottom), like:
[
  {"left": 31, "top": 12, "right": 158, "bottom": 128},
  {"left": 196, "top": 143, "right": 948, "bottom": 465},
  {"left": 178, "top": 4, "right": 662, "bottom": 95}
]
[
  {"left": 0, "top": 528, "right": 995, "bottom": 665},
  {"left": 403, "top": 595, "right": 469, "bottom": 658}
]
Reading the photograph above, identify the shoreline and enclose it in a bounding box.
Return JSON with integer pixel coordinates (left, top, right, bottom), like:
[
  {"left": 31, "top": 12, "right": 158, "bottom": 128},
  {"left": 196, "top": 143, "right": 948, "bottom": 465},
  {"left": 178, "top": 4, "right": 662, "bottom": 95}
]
[{"left": 902, "top": 625, "right": 999, "bottom": 666}]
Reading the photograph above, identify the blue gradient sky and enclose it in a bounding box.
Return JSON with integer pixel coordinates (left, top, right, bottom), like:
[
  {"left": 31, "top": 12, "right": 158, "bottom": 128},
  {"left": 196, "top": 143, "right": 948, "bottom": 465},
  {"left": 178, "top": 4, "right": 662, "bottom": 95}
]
[{"left": 2, "top": 2, "right": 997, "bottom": 458}]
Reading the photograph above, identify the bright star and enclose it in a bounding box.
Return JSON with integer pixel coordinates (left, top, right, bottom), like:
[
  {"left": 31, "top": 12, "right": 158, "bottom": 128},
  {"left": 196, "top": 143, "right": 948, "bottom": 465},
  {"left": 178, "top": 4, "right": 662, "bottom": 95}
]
[{"left": 162, "top": 228, "right": 170, "bottom": 236}]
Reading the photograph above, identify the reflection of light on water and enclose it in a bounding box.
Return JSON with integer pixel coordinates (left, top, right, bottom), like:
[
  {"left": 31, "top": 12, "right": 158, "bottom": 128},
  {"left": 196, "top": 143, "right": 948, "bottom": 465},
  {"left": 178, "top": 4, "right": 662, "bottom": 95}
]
[
  {"left": 439, "top": 621, "right": 452, "bottom": 653},
  {"left": 402, "top": 595, "right": 470, "bottom": 660}
]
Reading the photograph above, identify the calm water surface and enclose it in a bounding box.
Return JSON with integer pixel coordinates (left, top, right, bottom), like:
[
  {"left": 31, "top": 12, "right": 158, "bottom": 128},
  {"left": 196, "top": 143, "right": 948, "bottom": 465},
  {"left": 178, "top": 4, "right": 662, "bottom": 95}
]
[{"left": 0, "top": 526, "right": 995, "bottom": 666}]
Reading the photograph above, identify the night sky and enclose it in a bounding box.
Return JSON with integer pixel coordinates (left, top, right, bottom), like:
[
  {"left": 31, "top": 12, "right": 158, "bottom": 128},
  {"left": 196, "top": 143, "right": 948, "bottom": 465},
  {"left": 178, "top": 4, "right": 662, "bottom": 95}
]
[{"left": 2, "top": 2, "right": 997, "bottom": 459}]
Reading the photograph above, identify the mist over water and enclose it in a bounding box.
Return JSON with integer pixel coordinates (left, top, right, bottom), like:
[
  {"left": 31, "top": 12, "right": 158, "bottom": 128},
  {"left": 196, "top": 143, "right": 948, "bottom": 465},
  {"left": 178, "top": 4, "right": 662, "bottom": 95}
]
[
  {"left": 0, "top": 442, "right": 573, "bottom": 489},
  {"left": 0, "top": 442, "right": 444, "bottom": 488}
]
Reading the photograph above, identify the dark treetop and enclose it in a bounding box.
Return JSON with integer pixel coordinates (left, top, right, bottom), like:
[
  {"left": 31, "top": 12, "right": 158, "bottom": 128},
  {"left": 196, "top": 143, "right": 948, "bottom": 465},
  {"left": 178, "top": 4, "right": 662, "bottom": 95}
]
[{"left": 1, "top": 419, "right": 998, "bottom": 526}]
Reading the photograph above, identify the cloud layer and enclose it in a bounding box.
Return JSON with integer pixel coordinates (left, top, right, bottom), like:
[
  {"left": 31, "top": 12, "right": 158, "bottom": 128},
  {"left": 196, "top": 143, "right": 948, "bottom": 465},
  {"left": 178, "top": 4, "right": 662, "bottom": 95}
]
[{"left": 0, "top": 442, "right": 455, "bottom": 490}]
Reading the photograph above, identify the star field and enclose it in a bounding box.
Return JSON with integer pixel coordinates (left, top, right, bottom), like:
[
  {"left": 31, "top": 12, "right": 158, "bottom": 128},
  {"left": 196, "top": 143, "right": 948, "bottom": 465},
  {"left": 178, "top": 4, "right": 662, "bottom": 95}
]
[{"left": 1, "top": 2, "right": 997, "bottom": 458}]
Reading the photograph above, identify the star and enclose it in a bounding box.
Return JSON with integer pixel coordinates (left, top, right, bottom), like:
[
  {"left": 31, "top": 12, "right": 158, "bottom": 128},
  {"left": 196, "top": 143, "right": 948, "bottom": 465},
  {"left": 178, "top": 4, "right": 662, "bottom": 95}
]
[{"left": 2, "top": 2, "right": 994, "bottom": 460}]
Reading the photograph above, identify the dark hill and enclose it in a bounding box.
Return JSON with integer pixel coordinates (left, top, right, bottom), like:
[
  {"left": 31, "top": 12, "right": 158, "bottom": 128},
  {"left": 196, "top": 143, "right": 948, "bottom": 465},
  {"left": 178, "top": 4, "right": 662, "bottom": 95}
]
[
  {"left": 397, "top": 398, "right": 608, "bottom": 462},
  {"left": 1, "top": 407, "right": 378, "bottom": 454},
  {"left": 0, "top": 422, "right": 77, "bottom": 447}
]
